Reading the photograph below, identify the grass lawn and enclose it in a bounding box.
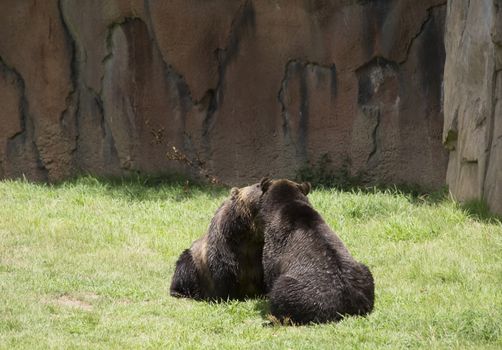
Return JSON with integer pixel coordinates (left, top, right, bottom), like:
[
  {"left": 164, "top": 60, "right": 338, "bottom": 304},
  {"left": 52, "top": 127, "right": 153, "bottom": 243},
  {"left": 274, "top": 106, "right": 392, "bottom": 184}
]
[{"left": 0, "top": 177, "right": 501, "bottom": 349}]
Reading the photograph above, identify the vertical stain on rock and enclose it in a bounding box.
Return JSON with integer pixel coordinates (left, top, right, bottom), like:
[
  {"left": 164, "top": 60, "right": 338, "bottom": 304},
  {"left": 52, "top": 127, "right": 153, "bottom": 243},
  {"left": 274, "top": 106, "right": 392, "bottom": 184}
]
[
  {"left": 102, "top": 18, "right": 149, "bottom": 170},
  {"left": 202, "top": 0, "right": 256, "bottom": 137},
  {"left": 417, "top": 5, "right": 446, "bottom": 118},
  {"left": 330, "top": 65, "right": 338, "bottom": 97},
  {"left": 57, "top": 0, "right": 109, "bottom": 175},
  {"left": 482, "top": 68, "right": 501, "bottom": 197},
  {"left": 278, "top": 59, "right": 337, "bottom": 163},
  {"left": 0, "top": 57, "right": 48, "bottom": 181},
  {"left": 102, "top": 16, "right": 197, "bottom": 174},
  {"left": 361, "top": 0, "right": 392, "bottom": 58},
  {"left": 0, "top": 58, "right": 25, "bottom": 139}
]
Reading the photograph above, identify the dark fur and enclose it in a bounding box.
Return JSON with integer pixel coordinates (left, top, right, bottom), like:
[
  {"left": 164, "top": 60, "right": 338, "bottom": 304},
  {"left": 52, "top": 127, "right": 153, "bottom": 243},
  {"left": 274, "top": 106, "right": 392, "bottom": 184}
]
[
  {"left": 170, "top": 183, "right": 265, "bottom": 300},
  {"left": 259, "top": 178, "right": 375, "bottom": 324}
]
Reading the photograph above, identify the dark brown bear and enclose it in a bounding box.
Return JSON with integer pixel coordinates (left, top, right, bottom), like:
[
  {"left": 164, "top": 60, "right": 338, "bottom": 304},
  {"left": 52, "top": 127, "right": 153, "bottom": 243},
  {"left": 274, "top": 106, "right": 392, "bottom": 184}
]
[
  {"left": 170, "top": 182, "right": 265, "bottom": 300},
  {"left": 259, "top": 178, "right": 375, "bottom": 324}
]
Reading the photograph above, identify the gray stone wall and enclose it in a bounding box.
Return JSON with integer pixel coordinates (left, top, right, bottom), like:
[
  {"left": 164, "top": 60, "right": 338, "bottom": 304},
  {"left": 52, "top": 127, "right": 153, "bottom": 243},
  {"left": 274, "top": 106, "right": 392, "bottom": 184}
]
[{"left": 443, "top": 0, "right": 502, "bottom": 214}]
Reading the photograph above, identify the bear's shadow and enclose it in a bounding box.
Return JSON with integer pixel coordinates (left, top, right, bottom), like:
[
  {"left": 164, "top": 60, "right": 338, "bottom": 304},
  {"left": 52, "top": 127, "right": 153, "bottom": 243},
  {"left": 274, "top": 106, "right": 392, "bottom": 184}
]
[
  {"left": 252, "top": 298, "right": 318, "bottom": 327},
  {"left": 252, "top": 298, "right": 284, "bottom": 327},
  {"left": 253, "top": 298, "right": 270, "bottom": 319}
]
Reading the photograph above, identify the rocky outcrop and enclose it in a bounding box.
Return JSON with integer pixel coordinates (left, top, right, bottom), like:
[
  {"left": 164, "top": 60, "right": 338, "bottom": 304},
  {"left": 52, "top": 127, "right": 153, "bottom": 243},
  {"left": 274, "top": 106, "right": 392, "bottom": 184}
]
[
  {"left": 0, "top": 0, "right": 448, "bottom": 188},
  {"left": 443, "top": 0, "right": 502, "bottom": 214}
]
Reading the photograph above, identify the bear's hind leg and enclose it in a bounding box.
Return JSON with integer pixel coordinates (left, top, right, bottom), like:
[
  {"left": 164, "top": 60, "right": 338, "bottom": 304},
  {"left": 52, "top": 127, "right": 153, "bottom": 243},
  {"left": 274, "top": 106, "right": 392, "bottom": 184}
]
[
  {"left": 170, "top": 249, "right": 202, "bottom": 300},
  {"left": 268, "top": 275, "right": 319, "bottom": 324}
]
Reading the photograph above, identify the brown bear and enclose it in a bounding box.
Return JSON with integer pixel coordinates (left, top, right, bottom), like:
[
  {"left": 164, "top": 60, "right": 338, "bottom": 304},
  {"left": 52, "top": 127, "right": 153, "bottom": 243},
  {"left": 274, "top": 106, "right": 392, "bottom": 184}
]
[
  {"left": 259, "top": 178, "right": 375, "bottom": 324},
  {"left": 170, "top": 182, "right": 265, "bottom": 300}
]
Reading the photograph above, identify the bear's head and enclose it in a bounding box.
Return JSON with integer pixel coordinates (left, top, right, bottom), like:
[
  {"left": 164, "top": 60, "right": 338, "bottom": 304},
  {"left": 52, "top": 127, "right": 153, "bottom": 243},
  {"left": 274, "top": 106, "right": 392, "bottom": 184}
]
[
  {"left": 229, "top": 181, "right": 265, "bottom": 231},
  {"left": 260, "top": 177, "right": 311, "bottom": 203}
]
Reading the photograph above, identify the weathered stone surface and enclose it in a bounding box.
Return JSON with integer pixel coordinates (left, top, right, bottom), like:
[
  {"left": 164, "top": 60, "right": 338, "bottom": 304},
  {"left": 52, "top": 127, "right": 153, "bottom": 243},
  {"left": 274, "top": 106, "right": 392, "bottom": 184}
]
[
  {"left": 443, "top": 0, "right": 502, "bottom": 214},
  {"left": 0, "top": 63, "right": 48, "bottom": 181},
  {"left": 0, "top": 0, "right": 448, "bottom": 189},
  {"left": 0, "top": 0, "right": 76, "bottom": 181}
]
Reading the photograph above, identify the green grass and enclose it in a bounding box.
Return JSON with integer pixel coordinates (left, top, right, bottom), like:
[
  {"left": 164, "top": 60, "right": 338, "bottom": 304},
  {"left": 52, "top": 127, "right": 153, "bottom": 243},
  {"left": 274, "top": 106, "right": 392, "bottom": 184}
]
[{"left": 1, "top": 177, "right": 501, "bottom": 349}]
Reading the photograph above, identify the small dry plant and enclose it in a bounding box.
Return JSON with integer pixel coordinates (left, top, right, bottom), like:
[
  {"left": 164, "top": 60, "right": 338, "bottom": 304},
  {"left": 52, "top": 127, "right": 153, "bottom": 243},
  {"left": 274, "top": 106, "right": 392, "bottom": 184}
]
[{"left": 166, "top": 146, "right": 224, "bottom": 186}]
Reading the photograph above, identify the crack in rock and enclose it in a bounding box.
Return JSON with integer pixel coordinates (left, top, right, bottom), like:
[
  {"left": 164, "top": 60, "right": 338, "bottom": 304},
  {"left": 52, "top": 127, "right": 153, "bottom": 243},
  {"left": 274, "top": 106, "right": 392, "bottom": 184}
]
[
  {"left": 400, "top": 2, "right": 447, "bottom": 64},
  {"left": 355, "top": 56, "right": 399, "bottom": 164},
  {"left": 57, "top": 0, "right": 79, "bottom": 156}
]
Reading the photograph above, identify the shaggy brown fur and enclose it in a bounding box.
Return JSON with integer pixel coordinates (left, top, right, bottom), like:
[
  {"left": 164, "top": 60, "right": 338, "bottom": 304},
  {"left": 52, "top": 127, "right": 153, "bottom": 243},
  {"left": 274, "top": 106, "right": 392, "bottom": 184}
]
[
  {"left": 170, "top": 182, "right": 265, "bottom": 300},
  {"left": 259, "top": 178, "right": 375, "bottom": 324}
]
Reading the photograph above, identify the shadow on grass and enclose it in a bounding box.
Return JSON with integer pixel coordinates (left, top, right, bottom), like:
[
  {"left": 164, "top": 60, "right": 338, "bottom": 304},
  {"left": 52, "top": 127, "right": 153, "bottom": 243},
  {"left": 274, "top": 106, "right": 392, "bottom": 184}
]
[
  {"left": 91, "top": 176, "right": 448, "bottom": 205},
  {"left": 14, "top": 173, "right": 449, "bottom": 205},
  {"left": 253, "top": 298, "right": 270, "bottom": 319},
  {"left": 461, "top": 199, "right": 502, "bottom": 224},
  {"left": 323, "top": 183, "right": 501, "bottom": 224},
  {"left": 253, "top": 298, "right": 284, "bottom": 327},
  {"left": 57, "top": 173, "right": 229, "bottom": 202},
  {"left": 315, "top": 182, "right": 450, "bottom": 205},
  {"left": 14, "top": 174, "right": 502, "bottom": 223}
]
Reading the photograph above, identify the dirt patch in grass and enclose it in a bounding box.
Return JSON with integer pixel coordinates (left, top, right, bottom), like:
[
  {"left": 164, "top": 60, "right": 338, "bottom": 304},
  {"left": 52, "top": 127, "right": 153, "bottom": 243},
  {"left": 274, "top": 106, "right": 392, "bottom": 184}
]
[{"left": 53, "top": 293, "right": 98, "bottom": 311}]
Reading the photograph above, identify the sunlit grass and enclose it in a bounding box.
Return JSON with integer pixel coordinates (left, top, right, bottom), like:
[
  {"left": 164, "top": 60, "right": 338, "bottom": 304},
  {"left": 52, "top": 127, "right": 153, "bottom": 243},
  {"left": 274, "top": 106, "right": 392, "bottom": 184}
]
[{"left": 1, "top": 177, "right": 501, "bottom": 349}]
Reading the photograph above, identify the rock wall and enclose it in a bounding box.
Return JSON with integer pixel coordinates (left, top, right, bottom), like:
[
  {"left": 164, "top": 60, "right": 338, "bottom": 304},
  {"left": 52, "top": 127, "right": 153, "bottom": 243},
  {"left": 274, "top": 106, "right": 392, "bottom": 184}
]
[
  {"left": 0, "top": 0, "right": 448, "bottom": 188},
  {"left": 443, "top": 0, "right": 502, "bottom": 214}
]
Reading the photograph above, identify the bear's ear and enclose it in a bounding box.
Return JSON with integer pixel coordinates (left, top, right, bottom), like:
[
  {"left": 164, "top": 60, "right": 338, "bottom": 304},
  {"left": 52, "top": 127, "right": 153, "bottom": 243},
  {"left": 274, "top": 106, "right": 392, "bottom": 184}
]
[
  {"left": 260, "top": 177, "right": 272, "bottom": 193},
  {"left": 297, "top": 182, "right": 311, "bottom": 196},
  {"left": 230, "top": 187, "right": 240, "bottom": 198}
]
